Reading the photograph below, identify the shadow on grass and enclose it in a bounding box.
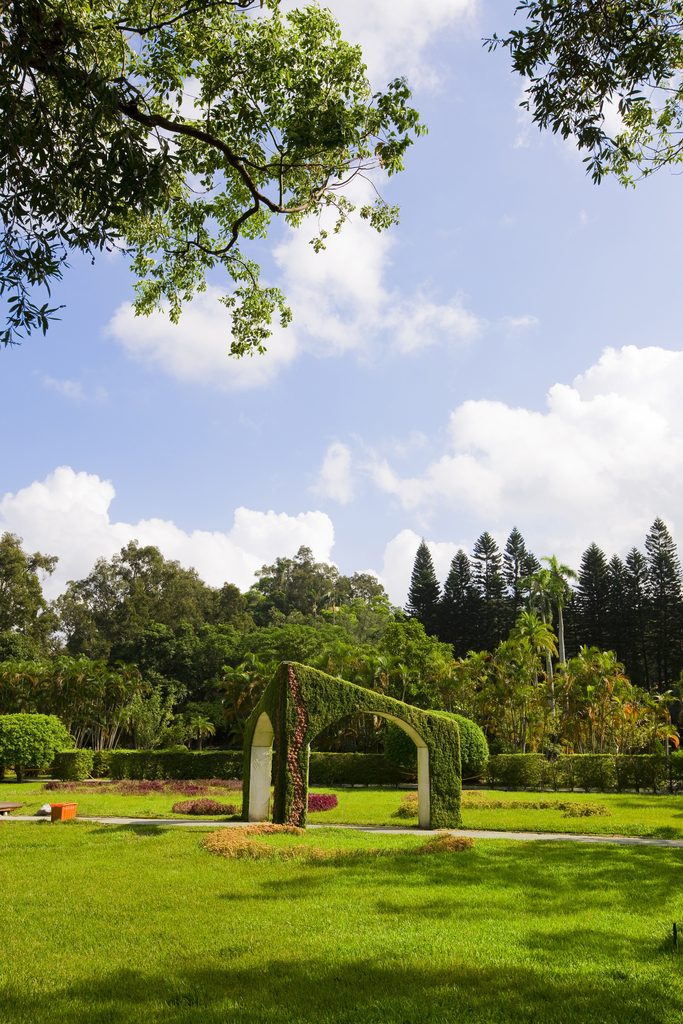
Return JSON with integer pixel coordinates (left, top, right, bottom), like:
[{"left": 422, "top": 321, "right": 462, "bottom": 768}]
[{"left": 0, "top": 954, "right": 678, "bottom": 1024}]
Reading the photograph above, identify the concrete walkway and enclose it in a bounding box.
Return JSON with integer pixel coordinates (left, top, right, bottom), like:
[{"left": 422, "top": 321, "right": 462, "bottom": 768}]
[{"left": 3, "top": 815, "right": 683, "bottom": 848}]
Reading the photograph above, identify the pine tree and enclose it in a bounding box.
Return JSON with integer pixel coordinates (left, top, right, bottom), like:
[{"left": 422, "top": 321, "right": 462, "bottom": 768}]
[
  {"left": 645, "top": 517, "right": 682, "bottom": 687},
  {"left": 472, "top": 532, "right": 505, "bottom": 649},
  {"left": 606, "top": 554, "right": 629, "bottom": 664},
  {"left": 503, "top": 527, "right": 532, "bottom": 621},
  {"left": 577, "top": 543, "right": 610, "bottom": 649},
  {"left": 439, "top": 549, "right": 480, "bottom": 656},
  {"left": 624, "top": 547, "right": 651, "bottom": 688},
  {"left": 405, "top": 541, "right": 441, "bottom": 635}
]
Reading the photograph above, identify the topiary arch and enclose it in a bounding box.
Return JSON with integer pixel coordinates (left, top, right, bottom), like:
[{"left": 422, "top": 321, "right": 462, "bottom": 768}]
[{"left": 242, "top": 662, "right": 462, "bottom": 829}]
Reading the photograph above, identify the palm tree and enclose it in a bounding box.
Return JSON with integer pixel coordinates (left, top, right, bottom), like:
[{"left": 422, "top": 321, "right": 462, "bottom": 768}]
[
  {"left": 509, "top": 611, "right": 558, "bottom": 688},
  {"left": 186, "top": 712, "right": 215, "bottom": 751},
  {"left": 542, "top": 555, "right": 578, "bottom": 666},
  {"left": 519, "top": 568, "right": 555, "bottom": 677}
]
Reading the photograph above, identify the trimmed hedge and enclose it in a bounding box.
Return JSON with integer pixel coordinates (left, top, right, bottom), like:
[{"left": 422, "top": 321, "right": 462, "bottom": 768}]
[
  {"left": 92, "top": 751, "right": 111, "bottom": 778},
  {"left": 109, "top": 749, "right": 243, "bottom": 781},
  {"left": 106, "top": 748, "right": 409, "bottom": 785},
  {"left": 51, "top": 749, "right": 94, "bottom": 782},
  {"left": 485, "top": 752, "right": 683, "bottom": 792},
  {"left": 309, "top": 752, "right": 403, "bottom": 786}
]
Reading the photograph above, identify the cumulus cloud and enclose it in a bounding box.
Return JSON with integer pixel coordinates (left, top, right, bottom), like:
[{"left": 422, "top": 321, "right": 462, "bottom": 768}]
[
  {"left": 109, "top": 180, "right": 485, "bottom": 388},
  {"left": 289, "top": 0, "right": 478, "bottom": 87},
  {"left": 0, "top": 467, "right": 335, "bottom": 598},
  {"left": 369, "top": 346, "right": 683, "bottom": 566},
  {"left": 108, "top": 288, "right": 299, "bottom": 390},
  {"left": 312, "top": 443, "right": 355, "bottom": 504},
  {"left": 377, "top": 529, "right": 464, "bottom": 608}
]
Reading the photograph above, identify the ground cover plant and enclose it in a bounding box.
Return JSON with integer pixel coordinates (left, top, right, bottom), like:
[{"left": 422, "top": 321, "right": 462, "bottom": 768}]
[
  {"left": 171, "top": 799, "right": 237, "bottom": 816},
  {"left": 0, "top": 821, "right": 680, "bottom": 1023}
]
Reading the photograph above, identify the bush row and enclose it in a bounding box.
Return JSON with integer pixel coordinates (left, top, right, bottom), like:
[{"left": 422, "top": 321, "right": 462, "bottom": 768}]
[
  {"left": 485, "top": 753, "right": 683, "bottom": 792},
  {"left": 107, "top": 749, "right": 244, "bottom": 780},
  {"left": 103, "top": 749, "right": 405, "bottom": 785},
  {"left": 49, "top": 747, "right": 683, "bottom": 792}
]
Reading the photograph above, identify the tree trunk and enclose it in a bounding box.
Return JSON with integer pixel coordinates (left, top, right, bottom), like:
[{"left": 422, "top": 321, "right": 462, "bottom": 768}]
[{"left": 558, "top": 605, "right": 566, "bottom": 664}]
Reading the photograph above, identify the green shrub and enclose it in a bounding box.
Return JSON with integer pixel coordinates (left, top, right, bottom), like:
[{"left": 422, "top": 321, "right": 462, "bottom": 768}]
[
  {"left": 572, "top": 755, "right": 616, "bottom": 792},
  {"left": 51, "top": 749, "right": 94, "bottom": 782},
  {"left": 0, "top": 713, "right": 72, "bottom": 782},
  {"left": 109, "top": 749, "right": 243, "bottom": 781},
  {"left": 543, "top": 755, "right": 574, "bottom": 791},
  {"left": 91, "top": 751, "right": 111, "bottom": 778},
  {"left": 486, "top": 753, "right": 545, "bottom": 789},
  {"left": 384, "top": 714, "right": 488, "bottom": 781},
  {"left": 309, "top": 752, "right": 404, "bottom": 786}
]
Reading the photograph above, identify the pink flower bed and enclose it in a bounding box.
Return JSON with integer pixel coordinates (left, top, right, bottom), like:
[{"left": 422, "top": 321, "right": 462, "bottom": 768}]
[
  {"left": 307, "top": 793, "right": 338, "bottom": 813},
  {"left": 171, "top": 798, "right": 238, "bottom": 815}
]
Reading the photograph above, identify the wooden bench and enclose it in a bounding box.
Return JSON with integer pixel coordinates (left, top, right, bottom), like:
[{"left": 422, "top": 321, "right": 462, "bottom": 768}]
[{"left": 0, "top": 803, "right": 23, "bottom": 816}]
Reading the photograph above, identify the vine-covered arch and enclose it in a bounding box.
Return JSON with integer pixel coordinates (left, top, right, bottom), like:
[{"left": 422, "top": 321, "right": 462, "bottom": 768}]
[{"left": 242, "top": 662, "right": 461, "bottom": 829}]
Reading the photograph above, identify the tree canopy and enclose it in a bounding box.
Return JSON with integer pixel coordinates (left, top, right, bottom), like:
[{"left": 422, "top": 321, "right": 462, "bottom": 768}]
[
  {"left": 490, "top": 1, "right": 683, "bottom": 183},
  {"left": 1, "top": 0, "right": 425, "bottom": 349}
]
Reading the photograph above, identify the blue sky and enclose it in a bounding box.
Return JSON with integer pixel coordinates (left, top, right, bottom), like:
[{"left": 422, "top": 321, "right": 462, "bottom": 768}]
[{"left": 3, "top": 0, "right": 683, "bottom": 604}]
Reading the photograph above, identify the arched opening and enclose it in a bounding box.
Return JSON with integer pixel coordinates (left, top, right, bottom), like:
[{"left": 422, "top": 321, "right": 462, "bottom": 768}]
[
  {"left": 380, "top": 713, "right": 430, "bottom": 829},
  {"left": 306, "top": 711, "right": 430, "bottom": 828},
  {"left": 248, "top": 712, "right": 274, "bottom": 822}
]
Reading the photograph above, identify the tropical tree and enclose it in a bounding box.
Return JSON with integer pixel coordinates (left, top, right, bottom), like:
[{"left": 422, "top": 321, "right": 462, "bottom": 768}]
[
  {"left": 542, "top": 555, "right": 578, "bottom": 665},
  {"left": 489, "top": 1, "right": 683, "bottom": 184},
  {"left": 1, "top": 0, "right": 424, "bottom": 350},
  {"left": 509, "top": 611, "right": 558, "bottom": 687},
  {"left": 185, "top": 712, "right": 216, "bottom": 751}
]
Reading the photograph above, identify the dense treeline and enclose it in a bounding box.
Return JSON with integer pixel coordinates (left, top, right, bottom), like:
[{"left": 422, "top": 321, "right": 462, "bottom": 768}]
[
  {"left": 407, "top": 518, "right": 683, "bottom": 691},
  {"left": 0, "top": 520, "right": 680, "bottom": 758}
]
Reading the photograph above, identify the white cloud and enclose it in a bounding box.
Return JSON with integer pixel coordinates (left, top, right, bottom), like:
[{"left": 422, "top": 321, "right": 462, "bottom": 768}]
[
  {"left": 369, "top": 346, "right": 683, "bottom": 566},
  {"left": 108, "top": 288, "right": 299, "bottom": 390},
  {"left": 377, "top": 529, "right": 464, "bottom": 608},
  {"left": 109, "top": 180, "right": 485, "bottom": 388},
  {"left": 0, "top": 467, "right": 335, "bottom": 598},
  {"left": 312, "top": 443, "right": 355, "bottom": 504},
  {"left": 288, "top": 0, "right": 478, "bottom": 88},
  {"left": 41, "top": 377, "right": 108, "bottom": 402},
  {"left": 502, "top": 314, "right": 539, "bottom": 331}
]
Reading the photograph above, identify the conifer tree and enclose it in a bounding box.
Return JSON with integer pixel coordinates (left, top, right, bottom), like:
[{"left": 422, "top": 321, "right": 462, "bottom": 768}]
[
  {"left": 405, "top": 541, "right": 441, "bottom": 635},
  {"left": 645, "top": 517, "right": 682, "bottom": 687},
  {"left": 577, "top": 543, "right": 610, "bottom": 649},
  {"left": 624, "top": 547, "right": 651, "bottom": 688},
  {"left": 472, "top": 532, "right": 505, "bottom": 649},
  {"left": 503, "top": 527, "right": 531, "bottom": 620},
  {"left": 439, "top": 549, "right": 480, "bottom": 656},
  {"left": 606, "top": 554, "right": 629, "bottom": 666}
]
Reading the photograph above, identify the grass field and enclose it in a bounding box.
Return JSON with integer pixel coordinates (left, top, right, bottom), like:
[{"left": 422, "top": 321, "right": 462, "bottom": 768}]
[
  {"left": 3, "top": 781, "right": 683, "bottom": 838},
  {"left": 0, "top": 820, "right": 681, "bottom": 1023}
]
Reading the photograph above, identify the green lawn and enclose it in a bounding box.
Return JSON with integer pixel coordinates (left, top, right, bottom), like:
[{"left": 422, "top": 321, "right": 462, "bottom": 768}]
[
  {"left": 3, "top": 782, "right": 683, "bottom": 838},
  {"left": 0, "top": 820, "right": 681, "bottom": 1023}
]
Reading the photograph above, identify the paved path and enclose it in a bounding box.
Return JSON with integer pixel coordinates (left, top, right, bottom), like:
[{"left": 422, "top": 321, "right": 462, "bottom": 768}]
[{"left": 3, "top": 815, "right": 683, "bottom": 848}]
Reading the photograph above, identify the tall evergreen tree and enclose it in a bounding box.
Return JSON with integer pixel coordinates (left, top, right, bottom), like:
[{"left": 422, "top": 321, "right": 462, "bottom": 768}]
[
  {"left": 405, "top": 541, "right": 441, "bottom": 635},
  {"left": 645, "top": 517, "right": 682, "bottom": 687},
  {"left": 624, "top": 547, "right": 651, "bottom": 688},
  {"left": 439, "top": 549, "right": 480, "bottom": 656},
  {"left": 606, "top": 554, "right": 629, "bottom": 666},
  {"left": 576, "top": 543, "right": 610, "bottom": 649},
  {"left": 503, "top": 527, "right": 533, "bottom": 622},
  {"left": 472, "top": 532, "right": 505, "bottom": 649}
]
